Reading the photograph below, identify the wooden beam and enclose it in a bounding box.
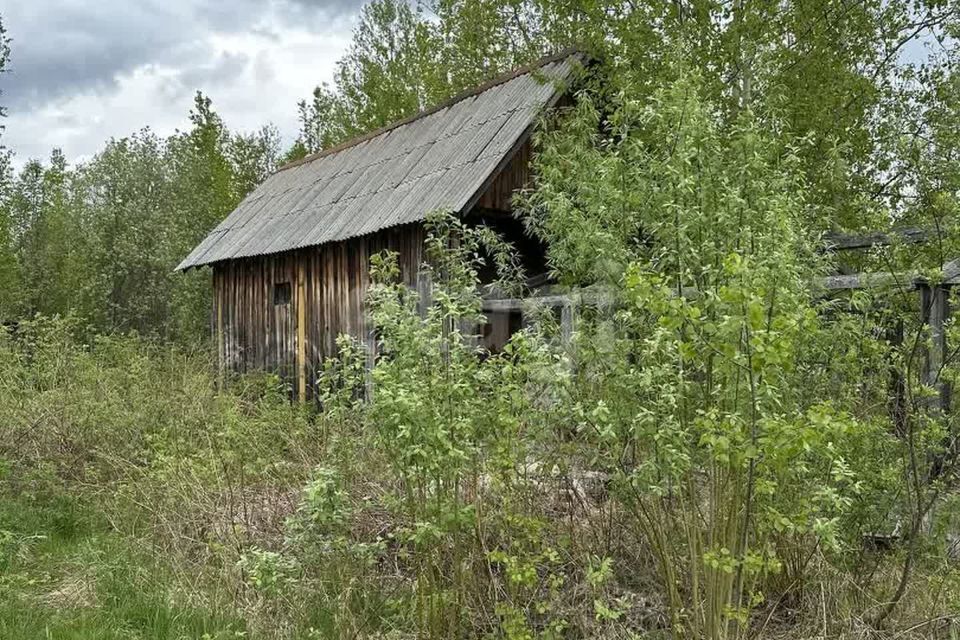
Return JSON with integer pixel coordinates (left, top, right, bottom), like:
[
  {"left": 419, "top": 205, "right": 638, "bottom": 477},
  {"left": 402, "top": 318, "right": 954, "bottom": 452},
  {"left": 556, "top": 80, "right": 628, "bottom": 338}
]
[
  {"left": 216, "top": 273, "right": 224, "bottom": 390},
  {"left": 483, "top": 261, "right": 960, "bottom": 309},
  {"left": 483, "top": 293, "right": 580, "bottom": 312},
  {"left": 481, "top": 288, "right": 614, "bottom": 313},
  {"left": 560, "top": 301, "right": 575, "bottom": 345},
  {"left": 818, "top": 272, "right": 906, "bottom": 291},
  {"left": 821, "top": 227, "right": 933, "bottom": 252},
  {"left": 818, "top": 256, "right": 960, "bottom": 291},
  {"left": 364, "top": 324, "right": 376, "bottom": 402},
  {"left": 416, "top": 268, "right": 432, "bottom": 318},
  {"left": 481, "top": 297, "right": 530, "bottom": 313}
]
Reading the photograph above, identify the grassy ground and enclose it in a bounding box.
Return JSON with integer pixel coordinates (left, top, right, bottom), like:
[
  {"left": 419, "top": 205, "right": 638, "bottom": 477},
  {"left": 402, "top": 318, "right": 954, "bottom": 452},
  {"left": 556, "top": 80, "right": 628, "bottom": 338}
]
[{"left": 0, "top": 492, "right": 245, "bottom": 640}]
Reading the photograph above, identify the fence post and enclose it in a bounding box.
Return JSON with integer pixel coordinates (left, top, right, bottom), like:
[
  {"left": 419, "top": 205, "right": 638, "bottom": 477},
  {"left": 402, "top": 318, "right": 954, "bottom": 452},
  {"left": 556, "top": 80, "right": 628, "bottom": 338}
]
[{"left": 920, "top": 283, "right": 951, "bottom": 413}]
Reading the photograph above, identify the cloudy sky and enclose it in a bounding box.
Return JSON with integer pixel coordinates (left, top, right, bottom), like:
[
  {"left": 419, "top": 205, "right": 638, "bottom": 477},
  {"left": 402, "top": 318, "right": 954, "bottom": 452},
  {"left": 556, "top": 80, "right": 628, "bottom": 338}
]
[{"left": 1, "top": 0, "right": 364, "bottom": 167}]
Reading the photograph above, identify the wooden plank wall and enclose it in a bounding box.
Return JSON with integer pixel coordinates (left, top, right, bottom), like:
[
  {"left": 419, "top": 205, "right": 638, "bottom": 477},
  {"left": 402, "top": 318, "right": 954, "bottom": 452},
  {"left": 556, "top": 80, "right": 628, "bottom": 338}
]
[
  {"left": 213, "top": 252, "right": 299, "bottom": 381},
  {"left": 476, "top": 140, "right": 531, "bottom": 211},
  {"left": 213, "top": 224, "right": 425, "bottom": 399}
]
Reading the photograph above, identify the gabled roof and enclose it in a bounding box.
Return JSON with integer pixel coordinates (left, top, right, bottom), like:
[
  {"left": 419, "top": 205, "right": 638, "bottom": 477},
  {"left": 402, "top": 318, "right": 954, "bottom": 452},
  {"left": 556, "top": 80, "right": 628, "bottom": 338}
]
[{"left": 177, "top": 49, "right": 584, "bottom": 270}]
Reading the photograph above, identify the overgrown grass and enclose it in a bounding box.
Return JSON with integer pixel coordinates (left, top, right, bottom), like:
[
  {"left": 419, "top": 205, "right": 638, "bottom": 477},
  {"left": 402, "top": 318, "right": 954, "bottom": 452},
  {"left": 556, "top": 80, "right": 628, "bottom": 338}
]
[
  {"left": 2, "top": 289, "right": 960, "bottom": 640},
  {"left": 0, "top": 316, "right": 312, "bottom": 638},
  {"left": 0, "top": 490, "right": 245, "bottom": 640}
]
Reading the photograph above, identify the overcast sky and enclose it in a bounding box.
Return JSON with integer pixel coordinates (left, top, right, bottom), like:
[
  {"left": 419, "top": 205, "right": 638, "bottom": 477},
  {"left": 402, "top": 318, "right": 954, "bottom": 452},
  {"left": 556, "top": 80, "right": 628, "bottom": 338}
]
[{"left": 0, "top": 0, "right": 364, "bottom": 168}]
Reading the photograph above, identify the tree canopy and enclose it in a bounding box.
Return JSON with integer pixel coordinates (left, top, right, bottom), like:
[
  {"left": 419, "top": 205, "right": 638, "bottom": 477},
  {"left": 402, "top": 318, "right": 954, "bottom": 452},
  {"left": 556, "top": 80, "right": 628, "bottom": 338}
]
[
  {"left": 293, "top": 0, "right": 960, "bottom": 233},
  {"left": 0, "top": 92, "right": 280, "bottom": 341}
]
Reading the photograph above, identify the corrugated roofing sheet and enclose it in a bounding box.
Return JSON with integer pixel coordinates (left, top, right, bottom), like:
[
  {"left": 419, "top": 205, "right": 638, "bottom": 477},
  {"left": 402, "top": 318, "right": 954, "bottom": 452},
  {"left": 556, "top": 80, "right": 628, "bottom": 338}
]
[{"left": 177, "top": 50, "right": 582, "bottom": 270}]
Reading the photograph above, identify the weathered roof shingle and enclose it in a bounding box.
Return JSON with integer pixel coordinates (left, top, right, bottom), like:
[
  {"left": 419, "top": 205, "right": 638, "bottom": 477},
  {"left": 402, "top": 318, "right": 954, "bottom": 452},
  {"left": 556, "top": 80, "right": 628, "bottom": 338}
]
[{"left": 177, "top": 50, "right": 582, "bottom": 270}]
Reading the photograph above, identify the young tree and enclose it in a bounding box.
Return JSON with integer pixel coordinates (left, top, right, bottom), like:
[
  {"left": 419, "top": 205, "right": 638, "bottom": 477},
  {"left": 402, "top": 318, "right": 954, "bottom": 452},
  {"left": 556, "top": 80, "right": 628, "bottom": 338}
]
[
  {"left": 0, "top": 14, "right": 17, "bottom": 316},
  {"left": 294, "top": 0, "right": 441, "bottom": 154},
  {"left": 5, "top": 151, "right": 82, "bottom": 317},
  {"left": 72, "top": 131, "right": 173, "bottom": 333},
  {"left": 0, "top": 13, "right": 9, "bottom": 124},
  {"left": 168, "top": 93, "right": 280, "bottom": 341},
  {"left": 0, "top": 156, "right": 15, "bottom": 317}
]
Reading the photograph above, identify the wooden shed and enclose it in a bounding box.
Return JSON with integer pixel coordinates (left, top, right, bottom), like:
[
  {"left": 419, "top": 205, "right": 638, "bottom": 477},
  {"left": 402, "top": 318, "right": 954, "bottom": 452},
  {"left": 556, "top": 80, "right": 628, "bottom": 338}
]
[{"left": 177, "top": 50, "right": 584, "bottom": 399}]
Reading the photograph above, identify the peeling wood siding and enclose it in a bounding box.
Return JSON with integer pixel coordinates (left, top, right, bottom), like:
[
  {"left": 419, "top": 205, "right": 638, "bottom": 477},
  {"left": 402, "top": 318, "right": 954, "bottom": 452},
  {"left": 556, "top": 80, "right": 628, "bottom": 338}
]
[{"left": 212, "top": 224, "right": 425, "bottom": 399}]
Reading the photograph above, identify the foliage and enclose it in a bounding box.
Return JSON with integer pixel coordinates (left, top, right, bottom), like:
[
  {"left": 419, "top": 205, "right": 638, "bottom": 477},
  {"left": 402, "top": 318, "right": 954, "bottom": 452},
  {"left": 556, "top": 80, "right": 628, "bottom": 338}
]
[
  {"left": 523, "top": 69, "right": 869, "bottom": 636},
  {"left": 0, "top": 316, "right": 315, "bottom": 637},
  {"left": 0, "top": 13, "right": 7, "bottom": 123},
  {"left": 0, "top": 17, "right": 15, "bottom": 314},
  {"left": 0, "top": 93, "right": 280, "bottom": 342}
]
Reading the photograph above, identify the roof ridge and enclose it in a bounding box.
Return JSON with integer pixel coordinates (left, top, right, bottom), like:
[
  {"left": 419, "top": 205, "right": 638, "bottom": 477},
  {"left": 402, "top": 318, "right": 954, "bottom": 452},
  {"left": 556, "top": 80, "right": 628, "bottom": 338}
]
[{"left": 277, "top": 47, "right": 585, "bottom": 173}]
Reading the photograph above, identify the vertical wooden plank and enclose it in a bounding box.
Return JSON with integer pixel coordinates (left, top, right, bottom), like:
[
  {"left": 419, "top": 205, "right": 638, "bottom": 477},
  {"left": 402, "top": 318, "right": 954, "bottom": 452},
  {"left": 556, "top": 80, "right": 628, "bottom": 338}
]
[
  {"left": 561, "top": 301, "right": 575, "bottom": 345},
  {"left": 321, "top": 247, "right": 329, "bottom": 359},
  {"left": 228, "top": 264, "right": 235, "bottom": 372},
  {"left": 216, "top": 270, "right": 224, "bottom": 389},
  {"left": 311, "top": 249, "right": 319, "bottom": 392},
  {"left": 417, "top": 269, "right": 432, "bottom": 318},
  {"left": 254, "top": 258, "right": 261, "bottom": 369},
  {"left": 262, "top": 258, "right": 268, "bottom": 371},
  {"left": 297, "top": 257, "right": 307, "bottom": 402},
  {"left": 267, "top": 258, "right": 272, "bottom": 370},
  {"left": 921, "top": 284, "right": 951, "bottom": 412},
  {"left": 561, "top": 299, "right": 578, "bottom": 370},
  {"left": 241, "top": 262, "right": 248, "bottom": 372}
]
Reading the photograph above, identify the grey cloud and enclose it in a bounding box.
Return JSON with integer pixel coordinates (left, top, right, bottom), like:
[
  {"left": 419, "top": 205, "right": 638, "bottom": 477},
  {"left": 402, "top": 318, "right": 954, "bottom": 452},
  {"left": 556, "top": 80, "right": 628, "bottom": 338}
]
[
  {"left": 3, "top": 2, "right": 198, "bottom": 108},
  {"left": 176, "top": 51, "right": 253, "bottom": 96},
  {"left": 0, "top": 0, "right": 363, "bottom": 111},
  {"left": 250, "top": 25, "right": 284, "bottom": 42},
  {"left": 292, "top": 0, "right": 368, "bottom": 14},
  {"left": 194, "top": 0, "right": 366, "bottom": 35},
  {"left": 0, "top": 0, "right": 356, "bottom": 167}
]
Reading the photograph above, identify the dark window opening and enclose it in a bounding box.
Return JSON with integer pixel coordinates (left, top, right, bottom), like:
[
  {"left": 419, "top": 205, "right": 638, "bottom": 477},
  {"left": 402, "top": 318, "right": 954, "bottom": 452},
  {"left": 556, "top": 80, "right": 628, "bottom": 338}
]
[
  {"left": 481, "top": 310, "right": 524, "bottom": 355},
  {"left": 273, "top": 282, "right": 292, "bottom": 305},
  {"left": 507, "top": 310, "right": 523, "bottom": 335}
]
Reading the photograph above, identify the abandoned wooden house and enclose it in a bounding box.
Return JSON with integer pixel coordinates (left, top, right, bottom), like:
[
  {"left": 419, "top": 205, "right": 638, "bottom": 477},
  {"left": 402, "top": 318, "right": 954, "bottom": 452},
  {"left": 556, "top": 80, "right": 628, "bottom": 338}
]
[{"left": 177, "top": 49, "right": 585, "bottom": 399}]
